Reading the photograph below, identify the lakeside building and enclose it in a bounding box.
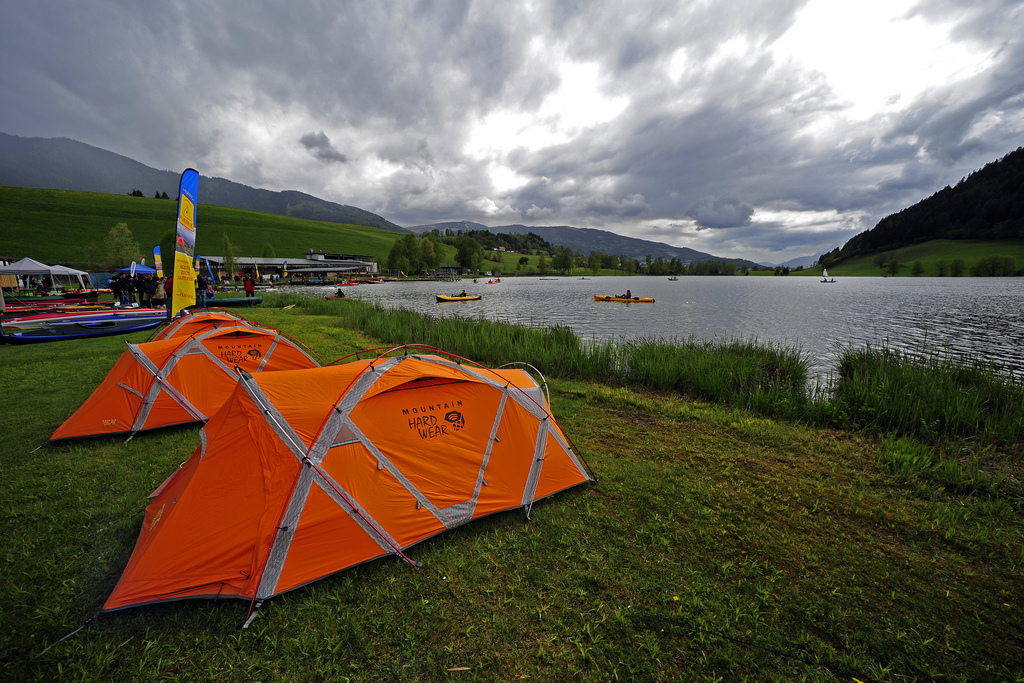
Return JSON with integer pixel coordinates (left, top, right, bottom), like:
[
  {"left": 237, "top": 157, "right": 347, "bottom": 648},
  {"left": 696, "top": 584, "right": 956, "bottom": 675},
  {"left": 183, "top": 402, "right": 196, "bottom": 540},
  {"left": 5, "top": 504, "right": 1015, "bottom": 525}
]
[{"left": 204, "top": 249, "right": 378, "bottom": 281}]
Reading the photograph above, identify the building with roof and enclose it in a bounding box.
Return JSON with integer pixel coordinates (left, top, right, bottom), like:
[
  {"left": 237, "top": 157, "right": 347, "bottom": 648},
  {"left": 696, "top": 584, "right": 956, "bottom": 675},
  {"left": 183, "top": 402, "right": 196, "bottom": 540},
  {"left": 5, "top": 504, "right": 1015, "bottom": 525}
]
[{"left": 204, "top": 250, "right": 378, "bottom": 280}]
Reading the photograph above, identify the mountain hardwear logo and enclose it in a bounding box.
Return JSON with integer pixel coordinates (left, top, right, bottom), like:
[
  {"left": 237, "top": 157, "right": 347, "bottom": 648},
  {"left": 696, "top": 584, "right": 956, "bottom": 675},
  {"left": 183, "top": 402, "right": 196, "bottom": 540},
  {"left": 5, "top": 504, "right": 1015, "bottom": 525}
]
[
  {"left": 444, "top": 410, "right": 465, "bottom": 431},
  {"left": 217, "top": 343, "right": 263, "bottom": 364},
  {"left": 406, "top": 409, "right": 467, "bottom": 440}
]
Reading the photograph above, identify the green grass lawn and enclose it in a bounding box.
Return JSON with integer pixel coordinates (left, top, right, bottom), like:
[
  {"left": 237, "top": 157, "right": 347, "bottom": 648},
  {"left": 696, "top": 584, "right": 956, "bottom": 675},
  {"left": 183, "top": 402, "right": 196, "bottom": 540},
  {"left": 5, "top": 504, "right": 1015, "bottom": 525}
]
[
  {"left": 0, "top": 186, "right": 410, "bottom": 269},
  {"left": 795, "top": 239, "right": 1024, "bottom": 277},
  {"left": 2, "top": 302, "right": 1021, "bottom": 681},
  {"left": 0, "top": 186, "right": 568, "bottom": 277}
]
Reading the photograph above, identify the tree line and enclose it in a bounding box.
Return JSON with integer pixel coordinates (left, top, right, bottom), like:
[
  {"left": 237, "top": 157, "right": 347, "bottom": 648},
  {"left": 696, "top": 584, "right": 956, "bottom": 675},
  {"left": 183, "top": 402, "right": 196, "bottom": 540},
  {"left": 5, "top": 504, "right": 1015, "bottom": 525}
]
[
  {"left": 822, "top": 146, "right": 1024, "bottom": 266},
  {"left": 128, "top": 189, "right": 171, "bottom": 199}
]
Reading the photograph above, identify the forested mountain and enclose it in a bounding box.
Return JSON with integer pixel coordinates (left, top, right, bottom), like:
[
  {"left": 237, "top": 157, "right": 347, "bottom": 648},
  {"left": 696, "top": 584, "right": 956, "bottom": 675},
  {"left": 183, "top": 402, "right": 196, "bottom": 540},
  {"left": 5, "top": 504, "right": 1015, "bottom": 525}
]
[
  {"left": 0, "top": 132, "right": 406, "bottom": 233},
  {"left": 4, "top": 133, "right": 766, "bottom": 265},
  {"left": 414, "top": 223, "right": 555, "bottom": 254},
  {"left": 409, "top": 220, "right": 762, "bottom": 268},
  {"left": 821, "top": 147, "right": 1024, "bottom": 264}
]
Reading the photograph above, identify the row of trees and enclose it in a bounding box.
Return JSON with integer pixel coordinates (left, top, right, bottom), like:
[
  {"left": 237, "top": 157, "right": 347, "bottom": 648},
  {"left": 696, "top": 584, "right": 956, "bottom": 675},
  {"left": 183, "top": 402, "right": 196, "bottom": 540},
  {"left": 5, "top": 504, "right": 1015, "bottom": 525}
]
[
  {"left": 127, "top": 189, "right": 170, "bottom": 199},
  {"left": 432, "top": 236, "right": 749, "bottom": 277},
  {"left": 99, "top": 223, "right": 278, "bottom": 279},
  {"left": 101, "top": 223, "right": 752, "bottom": 279},
  {"left": 873, "top": 253, "right": 1019, "bottom": 276},
  {"left": 968, "top": 256, "right": 1017, "bottom": 276},
  {"left": 386, "top": 233, "right": 445, "bottom": 273}
]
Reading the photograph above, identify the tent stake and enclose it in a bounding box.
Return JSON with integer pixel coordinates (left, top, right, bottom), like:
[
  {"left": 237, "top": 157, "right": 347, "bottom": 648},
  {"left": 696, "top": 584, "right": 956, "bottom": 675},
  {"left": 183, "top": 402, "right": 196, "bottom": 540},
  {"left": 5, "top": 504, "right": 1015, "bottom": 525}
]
[
  {"left": 242, "top": 601, "right": 263, "bottom": 629},
  {"left": 35, "top": 611, "right": 100, "bottom": 658}
]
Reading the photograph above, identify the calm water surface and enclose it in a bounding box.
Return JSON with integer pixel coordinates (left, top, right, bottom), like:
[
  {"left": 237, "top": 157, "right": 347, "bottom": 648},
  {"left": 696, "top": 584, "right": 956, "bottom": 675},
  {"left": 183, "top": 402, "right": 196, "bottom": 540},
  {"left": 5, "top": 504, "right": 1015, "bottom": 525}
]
[{"left": 299, "top": 276, "right": 1024, "bottom": 384}]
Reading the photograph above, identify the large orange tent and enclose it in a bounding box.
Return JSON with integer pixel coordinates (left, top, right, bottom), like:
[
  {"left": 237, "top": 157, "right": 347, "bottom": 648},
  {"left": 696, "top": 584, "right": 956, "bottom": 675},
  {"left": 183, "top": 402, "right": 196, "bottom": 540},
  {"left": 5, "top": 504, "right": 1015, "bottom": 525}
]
[
  {"left": 51, "top": 326, "right": 321, "bottom": 441},
  {"left": 102, "top": 351, "right": 593, "bottom": 622}
]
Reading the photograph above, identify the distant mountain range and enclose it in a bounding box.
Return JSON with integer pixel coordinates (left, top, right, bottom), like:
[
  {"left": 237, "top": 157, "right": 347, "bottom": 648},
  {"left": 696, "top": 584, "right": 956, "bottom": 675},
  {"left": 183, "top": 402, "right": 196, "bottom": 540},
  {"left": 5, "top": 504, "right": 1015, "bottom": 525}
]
[
  {"left": 0, "top": 132, "right": 800, "bottom": 267},
  {"left": 0, "top": 132, "right": 406, "bottom": 233},
  {"left": 772, "top": 254, "right": 822, "bottom": 269},
  {"left": 407, "top": 220, "right": 764, "bottom": 268}
]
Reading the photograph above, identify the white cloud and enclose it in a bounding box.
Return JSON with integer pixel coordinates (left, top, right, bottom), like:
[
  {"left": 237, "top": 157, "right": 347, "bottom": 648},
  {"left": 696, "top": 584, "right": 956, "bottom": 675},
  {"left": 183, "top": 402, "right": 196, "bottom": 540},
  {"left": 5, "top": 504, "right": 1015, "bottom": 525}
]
[
  {"left": 771, "top": 0, "right": 998, "bottom": 121},
  {"left": 464, "top": 59, "right": 630, "bottom": 158},
  {"left": 1, "top": 0, "right": 1022, "bottom": 262}
]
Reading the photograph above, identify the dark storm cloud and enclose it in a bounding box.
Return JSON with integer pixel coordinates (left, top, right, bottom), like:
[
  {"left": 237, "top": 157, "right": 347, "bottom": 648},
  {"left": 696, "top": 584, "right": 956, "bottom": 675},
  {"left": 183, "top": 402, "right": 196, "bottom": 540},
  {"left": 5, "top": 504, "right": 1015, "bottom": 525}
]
[
  {"left": 1, "top": 0, "right": 1022, "bottom": 261},
  {"left": 299, "top": 131, "right": 347, "bottom": 163}
]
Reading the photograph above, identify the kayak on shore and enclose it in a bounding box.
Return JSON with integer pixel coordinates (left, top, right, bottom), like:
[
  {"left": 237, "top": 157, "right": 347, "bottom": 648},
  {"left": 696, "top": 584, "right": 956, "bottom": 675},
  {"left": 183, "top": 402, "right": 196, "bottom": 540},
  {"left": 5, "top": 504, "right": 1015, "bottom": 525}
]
[{"left": 0, "top": 307, "right": 167, "bottom": 344}]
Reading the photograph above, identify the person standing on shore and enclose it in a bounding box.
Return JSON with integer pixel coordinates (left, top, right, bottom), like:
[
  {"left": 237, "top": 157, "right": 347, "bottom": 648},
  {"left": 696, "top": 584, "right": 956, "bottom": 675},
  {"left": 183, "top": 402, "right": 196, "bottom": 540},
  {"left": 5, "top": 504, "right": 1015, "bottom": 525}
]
[
  {"left": 196, "top": 273, "right": 208, "bottom": 308},
  {"left": 140, "top": 274, "right": 154, "bottom": 307},
  {"left": 152, "top": 277, "right": 166, "bottom": 309},
  {"left": 163, "top": 276, "right": 173, "bottom": 321},
  {"left": 243, "top": 274, "right": 256, "bottom": 298}
]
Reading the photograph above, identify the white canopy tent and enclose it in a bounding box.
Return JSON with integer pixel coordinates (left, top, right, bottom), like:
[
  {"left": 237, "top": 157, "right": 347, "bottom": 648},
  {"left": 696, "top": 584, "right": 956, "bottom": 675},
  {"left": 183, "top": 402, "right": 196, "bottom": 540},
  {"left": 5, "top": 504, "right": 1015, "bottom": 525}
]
[{"left": 0, "top": 257, "right": 93, "bottom": 291}]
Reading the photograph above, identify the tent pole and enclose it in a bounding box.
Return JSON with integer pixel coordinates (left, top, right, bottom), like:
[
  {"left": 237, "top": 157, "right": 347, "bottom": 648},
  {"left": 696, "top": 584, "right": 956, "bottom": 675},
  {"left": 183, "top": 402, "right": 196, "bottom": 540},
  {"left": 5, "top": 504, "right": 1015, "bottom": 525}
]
[{"left": 304, "top": 456, "right": 422, "bottom": 569}]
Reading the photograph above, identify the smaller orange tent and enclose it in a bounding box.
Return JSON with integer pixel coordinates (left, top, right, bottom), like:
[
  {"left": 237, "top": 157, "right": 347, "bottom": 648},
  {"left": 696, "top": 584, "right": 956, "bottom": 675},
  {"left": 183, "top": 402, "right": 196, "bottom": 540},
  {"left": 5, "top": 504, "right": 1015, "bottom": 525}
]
[
  {"left": 101, "top": 351, "right": 593, "bottom": 621},
  {"left": 51, "top": 326, "right": 321, "bottom": 441},
  {"left": 152, "top": 309, "right": 260, "bottom": 341}
]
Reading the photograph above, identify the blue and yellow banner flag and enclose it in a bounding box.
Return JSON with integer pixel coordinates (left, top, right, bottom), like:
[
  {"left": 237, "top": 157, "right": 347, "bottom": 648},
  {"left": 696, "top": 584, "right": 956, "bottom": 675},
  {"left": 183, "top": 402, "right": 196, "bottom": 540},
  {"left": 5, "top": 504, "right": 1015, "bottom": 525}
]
[
  {"left": 170, "top": 168, "right": 199, "bottom": 318},
  {"left": 153, "top": 246, "right": 164, "bottom": 278}
]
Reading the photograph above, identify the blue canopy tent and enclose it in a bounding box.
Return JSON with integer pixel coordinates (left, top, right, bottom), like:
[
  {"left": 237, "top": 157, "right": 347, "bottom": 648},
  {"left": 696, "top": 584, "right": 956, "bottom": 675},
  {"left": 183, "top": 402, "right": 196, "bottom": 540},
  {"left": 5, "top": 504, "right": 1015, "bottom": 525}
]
[{"left": 115, "top": 264, "right": 158, "bottom": 275}]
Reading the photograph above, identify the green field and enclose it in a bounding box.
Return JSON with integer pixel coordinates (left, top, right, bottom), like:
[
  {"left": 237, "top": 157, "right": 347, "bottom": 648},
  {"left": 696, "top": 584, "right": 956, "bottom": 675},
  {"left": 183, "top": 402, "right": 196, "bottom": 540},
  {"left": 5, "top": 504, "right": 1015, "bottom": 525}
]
[
  {"left": 0, "top": 186, "right": 419, "bottom": 269},
  {"left": 795, "top": 239, "right": 1024, "bottom": 277},
  {"left": 0, "top": 187, "right": 586, "bottom": 275},
  {"left": 1, "top": 297, "right": 1022, "bottom": 681}
]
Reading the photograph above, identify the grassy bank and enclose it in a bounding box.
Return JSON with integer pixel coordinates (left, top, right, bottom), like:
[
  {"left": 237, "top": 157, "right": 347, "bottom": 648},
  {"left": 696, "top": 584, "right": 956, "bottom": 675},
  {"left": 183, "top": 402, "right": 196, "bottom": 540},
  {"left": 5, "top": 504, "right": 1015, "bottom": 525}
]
[
  {"left": 0, "top": 186, "right": 534, "bottom": 275},
  {"left": 0, "top": 186, "right": 404, "bottom": 268},
  {"left": 2, "top": 301, "right": 1022, "bottom": 681},
  {"left": 261, "top": 295, "right": 1024, "bottom": 451},
  {"left": 801, "top": 239, "right": 1024, "bottom": 277}
]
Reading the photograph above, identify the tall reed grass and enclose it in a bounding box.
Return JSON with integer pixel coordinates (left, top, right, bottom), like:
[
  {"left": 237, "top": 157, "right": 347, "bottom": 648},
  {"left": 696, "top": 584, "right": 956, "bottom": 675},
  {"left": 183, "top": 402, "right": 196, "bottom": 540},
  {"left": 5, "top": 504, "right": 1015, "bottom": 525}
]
[
  {"left": 264, "top": 293, "right": 619, "bottom": 378},
  {"left": 623, "top": 337, "right": 809, "bottom": 418},
  {"left": 260, "top": 294, "right": 1024, "bottom": 456},
  {"left": 835, "top": 344, "right": 1024, "bottom": 453},
  {"left": 261, "top": 294, "right": 810, "bottom": 415}
]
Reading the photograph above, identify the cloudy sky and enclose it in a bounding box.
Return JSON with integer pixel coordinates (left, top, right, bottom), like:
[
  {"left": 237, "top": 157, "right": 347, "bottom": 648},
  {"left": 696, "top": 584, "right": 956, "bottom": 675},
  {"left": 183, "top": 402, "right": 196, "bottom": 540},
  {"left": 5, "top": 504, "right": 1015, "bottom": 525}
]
[{"left": 2, "top": 0, "right": 1022, "bottom": 263}]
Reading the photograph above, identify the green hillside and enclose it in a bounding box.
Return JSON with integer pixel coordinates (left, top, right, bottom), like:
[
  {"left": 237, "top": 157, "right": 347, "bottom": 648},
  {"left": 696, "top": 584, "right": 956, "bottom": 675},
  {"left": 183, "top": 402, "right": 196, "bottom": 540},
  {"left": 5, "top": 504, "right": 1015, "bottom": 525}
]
[
  {"left": 0, "top": 186, "right": 411, "bottom": 269},
  {"left": 796, "top": 238, "right": 1024, "bottom": 276},
  {"left": 817, "top": 146, "right": 1024, "bottom": 269},
  {"left": 0, "top": 186, "right": 597, "bottom": 275}
]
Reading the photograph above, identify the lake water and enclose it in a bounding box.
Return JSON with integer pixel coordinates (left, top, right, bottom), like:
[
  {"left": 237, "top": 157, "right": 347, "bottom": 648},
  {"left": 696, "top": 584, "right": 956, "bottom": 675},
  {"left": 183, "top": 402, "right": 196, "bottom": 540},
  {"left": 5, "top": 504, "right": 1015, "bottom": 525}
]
[{"left": 296, "top": 276, "right": 1024, "bottom": 385}]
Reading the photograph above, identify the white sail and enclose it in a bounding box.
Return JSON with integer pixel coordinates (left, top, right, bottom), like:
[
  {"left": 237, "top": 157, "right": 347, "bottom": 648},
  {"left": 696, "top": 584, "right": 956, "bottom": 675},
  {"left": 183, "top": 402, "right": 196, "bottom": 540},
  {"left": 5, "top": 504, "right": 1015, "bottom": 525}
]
[{"left": 822, "top": 268, "right": 828, "bottom": 278}]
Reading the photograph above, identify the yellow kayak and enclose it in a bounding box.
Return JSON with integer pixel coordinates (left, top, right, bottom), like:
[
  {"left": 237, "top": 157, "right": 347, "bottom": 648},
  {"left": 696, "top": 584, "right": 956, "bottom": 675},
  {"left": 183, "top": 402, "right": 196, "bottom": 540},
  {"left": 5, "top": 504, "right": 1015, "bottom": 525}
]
[
  {"left": 436, "top": 294, "right": 481, "bottom": 302},
  {"left": 594, "top": 295, "right": 655, "bottom": 303}
]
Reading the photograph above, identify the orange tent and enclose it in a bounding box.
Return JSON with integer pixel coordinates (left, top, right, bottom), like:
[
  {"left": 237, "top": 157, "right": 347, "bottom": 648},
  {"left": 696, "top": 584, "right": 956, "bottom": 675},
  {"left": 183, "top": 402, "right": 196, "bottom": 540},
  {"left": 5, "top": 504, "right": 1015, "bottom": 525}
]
[
  {"left": 152, "top": 309, "right": 260, "bottom": 341},
  {"left": 51, "top": 326, "right": 321, "bottom": 441},
  {"left": 102, "top": 351, "right": 592, "bottom": 621}
]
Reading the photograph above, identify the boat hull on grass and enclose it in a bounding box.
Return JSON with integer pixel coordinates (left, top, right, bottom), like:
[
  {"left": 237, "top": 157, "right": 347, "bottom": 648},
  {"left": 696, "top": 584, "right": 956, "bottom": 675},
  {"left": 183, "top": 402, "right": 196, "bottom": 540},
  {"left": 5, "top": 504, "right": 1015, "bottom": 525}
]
[
  {"left": 436, "top": 294, "right": 481, "bottom": 302},
  {"left": 594, "top": 295, "right": 655, "bottom": 303},
  {"left": 0, "top": 309, "right": 167, "bottom": 344}
]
